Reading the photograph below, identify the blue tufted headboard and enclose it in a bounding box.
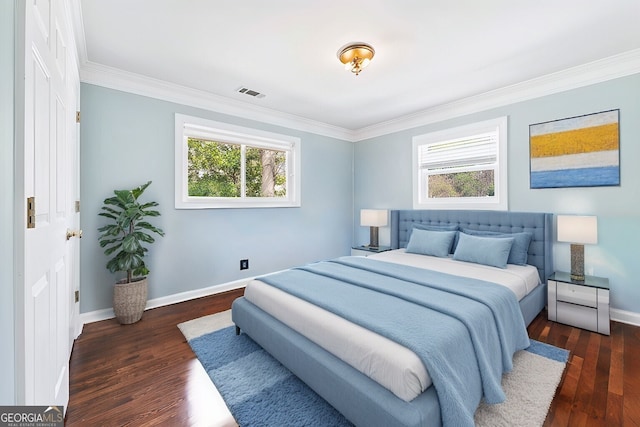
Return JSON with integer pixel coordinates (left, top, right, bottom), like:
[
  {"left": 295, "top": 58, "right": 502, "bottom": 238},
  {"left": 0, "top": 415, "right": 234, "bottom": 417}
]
[{"left": 390, "top": 210, "right": 554, "bottom": 281}]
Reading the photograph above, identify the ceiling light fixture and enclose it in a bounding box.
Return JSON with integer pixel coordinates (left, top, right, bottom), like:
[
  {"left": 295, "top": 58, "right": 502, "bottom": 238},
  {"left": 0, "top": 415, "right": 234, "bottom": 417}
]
[{"left": 337, "top": 42, "right": 375, "bottom": 76}]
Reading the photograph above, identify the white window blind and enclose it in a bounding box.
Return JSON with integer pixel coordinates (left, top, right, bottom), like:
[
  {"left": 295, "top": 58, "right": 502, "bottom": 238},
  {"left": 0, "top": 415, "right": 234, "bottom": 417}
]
[
  {"left": 418, "top": 132, "right": 497, "bottom": 172},
  {"left": 412, "top": 116, "right": 508, "bottom": 210}
]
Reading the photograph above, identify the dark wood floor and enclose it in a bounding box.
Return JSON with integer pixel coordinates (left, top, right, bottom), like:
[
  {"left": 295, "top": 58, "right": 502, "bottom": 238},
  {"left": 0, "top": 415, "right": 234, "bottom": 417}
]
[
  {"left": 66, "top": 289, "right": 640, "bottom": 426},
  {"left": 528, "top": 312, "right": 640, "bottom": 426}
]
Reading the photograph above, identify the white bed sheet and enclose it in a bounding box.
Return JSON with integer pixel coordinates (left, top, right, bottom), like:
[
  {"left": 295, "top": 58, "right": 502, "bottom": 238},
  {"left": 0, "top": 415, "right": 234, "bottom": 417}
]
[
  {"left": 371, "top": 249, "right": 540, "bottom": 300},
  {"left": 244, "top": 280, "right": 429, "bottom": 401},
  {"left": 243, "top": 250, "right": 541, "bottom": 402}
]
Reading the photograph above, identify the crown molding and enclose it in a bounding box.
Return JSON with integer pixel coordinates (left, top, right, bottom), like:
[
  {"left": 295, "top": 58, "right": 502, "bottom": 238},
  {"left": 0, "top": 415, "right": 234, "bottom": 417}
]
[
  {"left": 353, "top": 49, "right": 640, "bottom": 141},
  {"left": 69, "top": 0, "right": 353, "bottom": 140},
  {"left": 69, "top": 0, "right": 639, "bottom": 142},
  {"left": 76, "top": 35, "right": 639, "bottom": 144},
  {"left": 79, "top": 61, "right": 356, "bottom": 141}
]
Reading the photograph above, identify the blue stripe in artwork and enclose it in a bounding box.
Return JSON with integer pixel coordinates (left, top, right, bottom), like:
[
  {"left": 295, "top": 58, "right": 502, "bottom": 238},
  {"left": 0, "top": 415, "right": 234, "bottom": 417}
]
[{"left": 531, "top": 166, "right": 620, "bottom": 188}]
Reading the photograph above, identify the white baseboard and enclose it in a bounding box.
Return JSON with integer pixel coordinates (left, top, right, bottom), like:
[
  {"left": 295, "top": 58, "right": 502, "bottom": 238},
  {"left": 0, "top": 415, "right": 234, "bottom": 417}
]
[
  {"left": 611, "top": 308, "right": 640, "bottom": 327},
  {"left": 79, "top": 277, "right": 251, "bottom": 326}
]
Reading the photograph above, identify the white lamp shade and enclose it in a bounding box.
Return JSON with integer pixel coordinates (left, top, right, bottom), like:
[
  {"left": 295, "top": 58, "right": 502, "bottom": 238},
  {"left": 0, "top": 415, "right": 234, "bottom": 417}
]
[
  {"left": 360, "top": 209, "right": 388, "bottom": 227},
  {"left": 557, "top": 215, "right": 597, "bottom": 244}
]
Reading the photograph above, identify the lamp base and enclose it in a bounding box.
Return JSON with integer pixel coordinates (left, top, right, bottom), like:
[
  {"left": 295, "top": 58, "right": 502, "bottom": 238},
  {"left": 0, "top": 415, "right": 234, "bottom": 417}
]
[
  {"left": 369, "top": 226, "right": 379, "bottom": 248},
  {"left": 570, "top": 243, "right": 585, "bottom": 282}
]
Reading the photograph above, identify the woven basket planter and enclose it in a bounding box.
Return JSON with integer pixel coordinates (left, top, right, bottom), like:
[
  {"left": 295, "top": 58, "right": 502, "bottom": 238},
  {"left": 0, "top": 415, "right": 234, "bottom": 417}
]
[{"left": 113, "top": 277, "right": 148, "bottom": 324}]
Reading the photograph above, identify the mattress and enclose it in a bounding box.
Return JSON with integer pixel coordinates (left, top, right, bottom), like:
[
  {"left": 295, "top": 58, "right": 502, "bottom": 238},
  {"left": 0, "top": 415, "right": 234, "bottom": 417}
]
[{"left": 243, "top": 250, "right": 540, "bottom": 402}]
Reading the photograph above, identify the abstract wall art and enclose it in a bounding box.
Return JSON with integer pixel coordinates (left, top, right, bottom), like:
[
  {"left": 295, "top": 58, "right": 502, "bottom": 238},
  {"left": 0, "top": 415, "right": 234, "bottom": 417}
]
[{"left": 529, "top": 109, "right": 620, "bottom": 188}]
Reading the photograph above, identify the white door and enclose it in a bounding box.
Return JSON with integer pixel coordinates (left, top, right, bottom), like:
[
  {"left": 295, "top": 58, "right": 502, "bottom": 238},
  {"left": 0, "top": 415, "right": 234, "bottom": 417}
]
[{"left": 18, "top": 0, "right": 80, "bottom": 409}]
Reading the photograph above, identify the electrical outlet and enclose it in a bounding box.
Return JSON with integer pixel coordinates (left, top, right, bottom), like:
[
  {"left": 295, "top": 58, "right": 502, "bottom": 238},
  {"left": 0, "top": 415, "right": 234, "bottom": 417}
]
[{"left": 240, "top": 259, "right": 249, "bottom": 270}]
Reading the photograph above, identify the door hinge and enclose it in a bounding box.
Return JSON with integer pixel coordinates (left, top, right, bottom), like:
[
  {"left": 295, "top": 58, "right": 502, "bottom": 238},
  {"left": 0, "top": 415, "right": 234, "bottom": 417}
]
[
  {"left": 75, "top": 290, "right": 79, "bottom": 303},
  {"left": 27, "top": 197, "right": 35, "bottom": 229},
  {"left": 75, "top": 200, "right": 80, "bottom": 213},
  {"left": 76, "top": 111, "right": 80, "bottom": 123}
]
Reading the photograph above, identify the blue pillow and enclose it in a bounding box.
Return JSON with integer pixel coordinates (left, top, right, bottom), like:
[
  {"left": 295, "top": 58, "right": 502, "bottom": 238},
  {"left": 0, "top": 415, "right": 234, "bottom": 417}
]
[
  {"left": 406, "top": 229, "right": 457, "bottom": 258},
  {"left": 453, "top": 232, "right": 514, "bottom": 269},
  {"left": 460, "top": 228, "right": 533, "bottom": 266},
  {"left": 412, "top": 223, "right": 459, "bottom": 253}
]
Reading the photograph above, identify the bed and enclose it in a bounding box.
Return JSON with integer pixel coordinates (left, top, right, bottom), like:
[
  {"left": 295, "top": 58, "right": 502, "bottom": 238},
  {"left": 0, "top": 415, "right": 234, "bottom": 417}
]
[{"left": 232, "top": 210, "right": 553, "bottom": 427}]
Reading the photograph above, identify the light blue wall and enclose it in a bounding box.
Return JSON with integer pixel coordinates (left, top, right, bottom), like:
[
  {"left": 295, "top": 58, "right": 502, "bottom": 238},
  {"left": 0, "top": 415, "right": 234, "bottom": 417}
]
[
  {"left": 354, "top": 73, "right": 640, "bottom": 315},
  {"left": 80, "top": 84, "right": 354, "bottom": 313},
  {"left": 1, "top": 0, "right": 16, "bottom": 405}
]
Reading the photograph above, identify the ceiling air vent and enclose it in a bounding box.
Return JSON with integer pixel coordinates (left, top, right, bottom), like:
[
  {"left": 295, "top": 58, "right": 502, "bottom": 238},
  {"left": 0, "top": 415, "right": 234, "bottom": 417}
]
[{"left": 236, "top": 87, "right": 266, "bottom": 99}]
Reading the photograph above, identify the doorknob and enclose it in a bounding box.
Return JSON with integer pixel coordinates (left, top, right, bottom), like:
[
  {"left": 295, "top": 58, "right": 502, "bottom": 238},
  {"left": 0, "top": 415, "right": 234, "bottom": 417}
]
[{"left": 66, "top": 229, "right": 83, "bottom": 240}]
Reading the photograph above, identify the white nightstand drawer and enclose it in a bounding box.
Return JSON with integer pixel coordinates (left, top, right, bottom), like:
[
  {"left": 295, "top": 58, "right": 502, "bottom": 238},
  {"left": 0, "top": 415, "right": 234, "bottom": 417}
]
[
  {"left": 556, "top": 301, "right": 598, "bottom": 332},
  {"left": 351, "top": 246, "right": 391, "bottom": 257},
  {"left": 548, "top": 273, "right": 610, "bottom": 335},
  {"left": 351, "top": 248, "right": 371, "bottom": 256},
  {"left": 556, "top": 282, "right": 597, "bottom": 308}
]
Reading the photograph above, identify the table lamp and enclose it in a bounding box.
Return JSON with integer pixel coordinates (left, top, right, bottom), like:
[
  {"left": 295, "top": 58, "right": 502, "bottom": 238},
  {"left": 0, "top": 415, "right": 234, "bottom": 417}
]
[
  {"left": 360, "top": 209, "right": 387, "bottom": 248},
  {"left": 557, "top": 215, "right": 597, "bottom": 281}
]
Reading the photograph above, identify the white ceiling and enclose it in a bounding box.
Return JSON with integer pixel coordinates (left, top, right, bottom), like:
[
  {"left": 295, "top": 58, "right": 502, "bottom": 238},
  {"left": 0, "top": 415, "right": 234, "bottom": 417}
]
[{"left": 75, "top": 0, "right": 640, "bottom": 136}]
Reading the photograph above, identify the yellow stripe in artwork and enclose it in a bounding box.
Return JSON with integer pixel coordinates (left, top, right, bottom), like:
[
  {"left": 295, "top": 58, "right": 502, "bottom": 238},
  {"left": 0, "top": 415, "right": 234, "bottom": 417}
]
[
  {"left": 530, "top": 150, "right": 619, "bottom": 172},
  {"left": 530, "top": 123, "right": 619, "bottom": 158}
]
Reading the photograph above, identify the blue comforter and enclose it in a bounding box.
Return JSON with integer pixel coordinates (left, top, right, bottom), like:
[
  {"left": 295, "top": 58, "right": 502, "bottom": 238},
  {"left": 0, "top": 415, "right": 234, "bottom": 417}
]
[{"left": 258, "top": 256, "right": 530, "bottom": 427}]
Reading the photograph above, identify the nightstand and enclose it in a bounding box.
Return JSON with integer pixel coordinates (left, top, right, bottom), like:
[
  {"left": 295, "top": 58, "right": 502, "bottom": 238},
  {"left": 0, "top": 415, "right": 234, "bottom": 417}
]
[
  {"left": 547, "top": 271, "right": 610, "bottom": 335},
  {"left": 351, "top": 246, "right": 392, "bottom": 257}
]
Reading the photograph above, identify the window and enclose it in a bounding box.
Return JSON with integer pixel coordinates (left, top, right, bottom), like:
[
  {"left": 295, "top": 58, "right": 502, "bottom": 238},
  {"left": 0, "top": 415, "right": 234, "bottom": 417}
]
[
  {"left": 412, "top": 117, "right": 508, "bottom": 210},
  {"left": 175, "top": 114, "right": 301, "bottom": 209}
]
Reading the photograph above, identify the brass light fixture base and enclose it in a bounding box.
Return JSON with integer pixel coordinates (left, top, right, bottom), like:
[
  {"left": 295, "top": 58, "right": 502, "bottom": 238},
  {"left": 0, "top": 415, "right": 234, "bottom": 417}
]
[{"left": 337, "top": 42, "right": 375, "bottom": 75}]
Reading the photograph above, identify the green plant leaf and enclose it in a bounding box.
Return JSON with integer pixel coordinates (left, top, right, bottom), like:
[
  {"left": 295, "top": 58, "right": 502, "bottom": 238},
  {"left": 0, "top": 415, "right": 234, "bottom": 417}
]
[{"left": 97, "top": 181, "right": 163, "bottom": 282}]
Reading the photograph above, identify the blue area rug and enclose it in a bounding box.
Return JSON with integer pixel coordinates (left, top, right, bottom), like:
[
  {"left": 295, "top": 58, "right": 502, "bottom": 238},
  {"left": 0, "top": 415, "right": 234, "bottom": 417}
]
[
  {"left": 190, "top": 326, "right": 351, "bottom": 426},
  {"left": 181, "top": 313, "right": 568, "bottom": 427}
]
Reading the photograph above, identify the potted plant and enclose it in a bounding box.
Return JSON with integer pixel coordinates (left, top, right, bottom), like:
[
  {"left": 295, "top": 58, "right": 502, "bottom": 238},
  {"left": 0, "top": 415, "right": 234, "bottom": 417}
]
[{"left": 98, "top": 181, "right": 165, "bottom": 324}]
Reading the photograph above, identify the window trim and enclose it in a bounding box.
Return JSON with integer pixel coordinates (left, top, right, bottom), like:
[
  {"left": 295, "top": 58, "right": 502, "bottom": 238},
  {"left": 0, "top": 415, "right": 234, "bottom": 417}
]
[
  {"left": 412, "top": 116, "right": 508, "bottom": 210},
  {"left": 175, "top": 114, "right": 301, "bottom": 209}
]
